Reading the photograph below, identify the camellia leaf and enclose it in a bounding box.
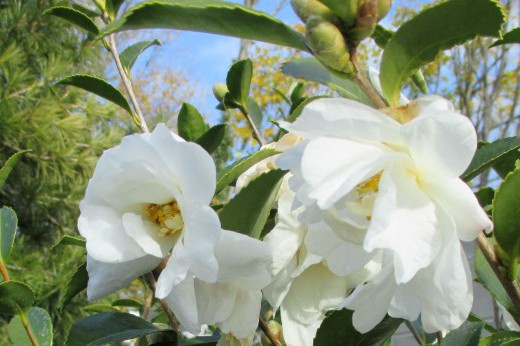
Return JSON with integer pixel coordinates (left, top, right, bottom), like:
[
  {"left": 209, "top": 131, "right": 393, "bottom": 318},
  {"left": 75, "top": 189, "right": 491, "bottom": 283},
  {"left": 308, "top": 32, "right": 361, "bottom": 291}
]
[
  {"left": 480, "top": 331, "right": 520, "bottom": 346},
  {"left": 314, "top": 309, "right": 403, "bottom": 346},
  {"left": 71, "top": 4, "right": 102, "bottom": 18},
  {"left": 219, "top": 169, "right": 287, "bottom": 239},
  {"left": 474, "top": 246, "right": 520, "bottom": 322},
  {"left": 246, "top": 98, "right": 263, "bottom": 129},
  {"left": 0, "top": 207, "right": 17, "bottom": 263},
  {"left": 282, "top": 58, "right": 371, "bottom": 105},
  {"left": 8, "top": 307, "right": 53, "bottom": 346},
  {"left": 440, "top": 321, "right": 484, "bottom": 346},
  {"left": 119, "top": 40, "right": 161, "bottom": 73},
  {"left": 491, "top": 27, "right": 520, "bottom": 47},
  {"left": 493, "top": 148, "right": 520, "bottom": 179},
  {"left": 177, "top": 103, "right": 207, "bottom": 142},
  {"left": 215, "top": 148, "right": 279, "bottom": 194},
  {"left": 112, "top": 298, "right": 143, "bottom": 308},
  {"left": 52, "top": 235, "right": 86, "bottom": 250},
  {"left": 195, "top": 124, "right": 227, "bottom": 154},
  {"left": 492, "top": 165, "right": 520, "bottom": 260},
  {"left": 380, "top": 0, "right": 505, "bottom": 106},
  {"left": 227, "top": 59, "right": 253, "bottom": 108},
  {"left": 461, "top": 137, "right": 520, "bottom": 181},
  {"left": 106, "top": 0, "right": 126, "bottom": 17},
  {"left": 67, "top": 312, "right": 161, "bottom": 346},
  {"left": 59, "top": 262, "right": 88, "bottom": 308},
  {"left": 101, "top": 0, "right": 308, "bottom": 52},
  {"left": 467, "top": 313, "right": 497, "bottom": 334},
  {"left": 44, "top": 6, "right": 100, "bottom": 35},
  {"left": 0, "top": 150, "right": 30, "bottom": 190},
  {"left": 0, "top": 281, "right": 35, "bottom": 315},
  {"left": 57, "top": 75, "right": 133, "bottom": 114}
]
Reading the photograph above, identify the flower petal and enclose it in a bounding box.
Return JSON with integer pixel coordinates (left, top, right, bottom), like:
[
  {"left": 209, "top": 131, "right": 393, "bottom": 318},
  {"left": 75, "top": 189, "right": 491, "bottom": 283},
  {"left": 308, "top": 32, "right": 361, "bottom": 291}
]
[
  {"left": 122, "top": 212, "right": 175, "bottom": 258},
  {"left": 280, "top": 305, "right": 322, "bottom": 346},
  {"left": 163, "top": 274, "right": 201, "bottom": 334},
  {"left": 155, "top": 241, "right": 191, "bottom": 299},
  {"left": 193, "top": 280, "right": 237, "bottom": 327},
  {"left": 218, "top": 289, "right": 263, "bottom": 339}
]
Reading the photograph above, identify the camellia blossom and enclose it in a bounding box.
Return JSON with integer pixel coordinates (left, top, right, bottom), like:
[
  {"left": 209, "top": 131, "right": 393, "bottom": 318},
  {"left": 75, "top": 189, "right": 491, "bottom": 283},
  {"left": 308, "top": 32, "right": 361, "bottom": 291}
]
[
  {"left": 78, "top": 124, "right": 221, "bottom": 300},
  {"left": 277, "top": 96, "right": 492, "bottom": 333}
]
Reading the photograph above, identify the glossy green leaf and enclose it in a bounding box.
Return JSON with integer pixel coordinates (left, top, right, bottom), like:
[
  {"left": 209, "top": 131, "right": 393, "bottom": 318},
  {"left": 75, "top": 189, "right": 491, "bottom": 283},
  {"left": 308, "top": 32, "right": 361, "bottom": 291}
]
[
  {"left": 480, "top": 331, "right": 520, "bottom": 346},
  {"left": 219, "top": 169, "right": 287, "bottom": 239},
  {"left": 57, "top": 75, "right": 132, "bottom": 114},
  {"left": 380, "top": 0, "right": 505, "bottom": 106},
  {"left": 0, "top": 207, "right": 17, "bottom": 263},
  {"left": 137, "top": 330, "right": 178, "bottom": 345},
  {"left": 82, "top": 304, "right": 118, "bottom": 313},
  {"left": 227, "top": 59, "right": 253, "bottom": 107},
  {"left": 0, "top": 281, "right": 35, "bottom": 315},
  {"left": 177, "top": 103, "right": 207, "bottom": 142},
  {"left": 493, "top": 148, "right": 520, "bottom": 179},
  {"left": 440, "top": 321, "right": 483, "bottom": 346},
  {"left": 101, "top": 0, "right": 308, "bottom": 51},
  {"left": 215, "top": 148, "right": 279, "bottom": 194},
  {"left": 314, "top": 309, "right": 402, "bottom": 346},
  {"left": 246, "top": 98, "right": 263, "bottom": 129},
  {"left": 120, "top": 40, "right": 161, "bottom": 72},
  {"left": 475, "top": 187, "right": 494, "bottom": 212},
  {"left": 45, "top": 6, "right": 100, "bottom": 35},
  {"left": 195, "top": 124, "right": 227, "bottom": 154},
  {"left": 112, "top": 298, "right": 142, "bottom": 308},
  {"left": 491, "top": 27, "right": 520, "bottom": 47},
  {"left": 282, "top": 58, "right": 370, "bottom": 104},
  {"left": 71, "top": 4, "right": 102, "bottom": 18},
  {"left": 52, "top": 235, "right": 86, "bottom": 250},
  {"left": 8, "top": 307, "right": 53, "bottom": 346},
  {"left": 461, "top": 137, "right": 520, "bottom": 181},
  {"left": 106, "top": 0, "right": 125, "bottom": 17},
  {"left": 474, "top": 246, "right": 520, "bottom": 322},
  {"left": 67, "top": 312, "right": 161, "bottom": 346},
  {"left": 467, "top": 313, "right": 497, "bottom": 333},
  {"left": 59, "top": 262, "right": 88, "bottom": 308},
  {"left": 493, "top": 165, "right": 520, "bottom": 259},
  {"left": 0, "top": 150, "right": 30, "bottom": 190}
]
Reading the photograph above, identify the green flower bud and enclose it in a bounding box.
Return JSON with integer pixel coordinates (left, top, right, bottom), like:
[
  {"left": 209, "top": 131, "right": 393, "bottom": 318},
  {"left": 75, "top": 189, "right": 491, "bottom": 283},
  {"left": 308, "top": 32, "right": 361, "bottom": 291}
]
[
  {"left": 306, "top": 16, "right": 356, "bottom": 76},
  {"left": 212, "top": 83, "right": 229, "bottom": 102},
  {"left": 291, "top": 0, "right": 338, "bottom": 23},
  {"left": 411, "top": 70, "right": 428, "bottom": 94},
  {"left": 377, "top": 0, "right": 393, "bottom": 21},
  {"left": 348, "top": 0, "right": 393, "bottom": 43},
  {"left": 317, "top": 0, "right": 358, "bottom": 27}
]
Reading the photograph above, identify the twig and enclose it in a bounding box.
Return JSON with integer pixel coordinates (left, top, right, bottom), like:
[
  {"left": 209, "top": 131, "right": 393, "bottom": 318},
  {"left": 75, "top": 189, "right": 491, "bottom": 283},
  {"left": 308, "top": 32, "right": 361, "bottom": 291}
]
[
  {"left": 477, "top": 232, "right": 520, "bottom": 313},
  {"left": 0, "top": 260, "right": 10, "bottom": 281},
  {"left": 142, "top": 286, "right": 154, "bottom": 321},
  {"left": 107, "top": 34, "right": 149, "bottom": 133},
  {"left": 436, "top": 331, "right": 443, "bottom": 344},
  {"left": 239, "top": 105, "right": 264, "bottom": 146},
  {"left": 20, "top": 313, "right": 39, "bottom": 346},
  {"left": 258, "top": 319, "right": 283, "bottom": 346},
  {"left": 147, "top": 272, "right": 179, "bottom": 332}
]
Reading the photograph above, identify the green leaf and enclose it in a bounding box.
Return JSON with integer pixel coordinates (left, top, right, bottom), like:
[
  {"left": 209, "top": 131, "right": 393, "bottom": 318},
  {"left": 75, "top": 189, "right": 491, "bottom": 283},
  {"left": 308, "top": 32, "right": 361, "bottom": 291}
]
[
  {"left": 441, "top": 321, "right": 483, "bottom": 346},
  {"left": 106, "top": 0, "right": 126, "bottom": 17},
  {"left": 227, "top": 59, "right": 253, "bottom": 107},
  {"left": 101, "top": 0, "right": 308, "bottom": 51},
  {"left": 461, "top": 137, "right": 520, "bottom": 181},
  {"left": 474, "top": 246, "right": 520, "bottom": 322},
  {"left": 112, "top": 298, "right": 143, "bottom": 308},
  {"left": 57, "top": 75, "right": 132, "bottom": 114},
  {"left": 475, "top": 187, "right": 494, "bottom": 212},
  {"left": 44, "top": 6, "right": 100, "bottom": 35},
  {"left": 177, "top": 103, "right": 207, "bottom": 142},
  {"left": 67, "top": 312, "right": 161, "bottom": 346},
  {"left": 314, "top": 309, "right": 403, "bottom": 346},
  {"left": 119, "top": 40, "right": 161, "bottom": 73},
  {"left": 0, "top": 207, "right": 17, "bottom": 263},
  {"left": 0, "top": 281, "right": 35, "bottom": 315},
  {"left": 493, "top": 149, "right": 520, "bottom": 179},
  {"left": 282, "top": 58, "right": 371, "bottom": 104},
  {"left": 8, "top": 307, "right": 53, "bottom": 346},
  {"left": 372, "top": 25, "right": 394, "bottom": 48},
  {"left": 82, "top": 304, "right": 118, "bottom": 313},
  {"left": 467, "top": 313, "right": 497, "bottom": 333},
  {"left": 246, "top": 98, "right": 263, "bottom": 129},
  {"left": 59, "top": 262, "right": 88, "bottom": 308},
  {"left": 287, "top": 95, "right": 330, "bottom": 122},
  {"left": 380, "top": 0, "right": 505, "bottom": 106},
  {"left": 480, "top": 331, "right": 520, "bottom": 346},
  {"left": 215, "top": 148, "right": 279, "bottom": 194},
  {"left": 493, "top": 165, "right": 520, "bottom": 260},
  {"left": 219, "top": 169, "right": 287, "bottom": 239},
  {"left": 195, "top": 124, "right": 226, "bottom": 154},
  {"left": 0, "top": 150, "right": 30, "bottom": 190},
  {"left": 71, "top": 4, "right": 102, "bottom": 18},
  {"left": 491, "top": 27, "right": 520, "bottom": 47},
  {"left": 52, "top": 235, "right": 86, "bottom": 250}
]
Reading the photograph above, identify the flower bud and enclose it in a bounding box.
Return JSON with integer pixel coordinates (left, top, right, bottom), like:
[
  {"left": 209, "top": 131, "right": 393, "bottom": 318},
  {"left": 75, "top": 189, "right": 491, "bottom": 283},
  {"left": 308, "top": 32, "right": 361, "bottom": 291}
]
[
  {"left": 317, "top": 0, "right": 358, "bottom": 27},
  {"left": 348, "top": 0, "right": 393, "bottom": 43},
  {"left": 305, "top": 16, "right": 356, "bottom": 76},
  {"left": 377, "top": 0, "right": 393, "bottom": 21},
  {"left": 291, "top": 0, "right": 337, "bottom": 23},
  {"left": 212, "top": 83, "right": 229, "bottom": 102}
]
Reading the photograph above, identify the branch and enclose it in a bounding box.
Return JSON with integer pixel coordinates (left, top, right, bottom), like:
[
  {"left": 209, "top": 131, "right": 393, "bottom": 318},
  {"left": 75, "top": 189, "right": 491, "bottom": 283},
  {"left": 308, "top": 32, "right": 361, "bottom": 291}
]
[
  {"left": 147, "top": 272, "right": 179, "bottom": 332},
  {"left": 259, "top": 319, "right": 283, "bottom": 346},
  {"left": 239, "top": 105, "right": 265, "bottom": 146}
]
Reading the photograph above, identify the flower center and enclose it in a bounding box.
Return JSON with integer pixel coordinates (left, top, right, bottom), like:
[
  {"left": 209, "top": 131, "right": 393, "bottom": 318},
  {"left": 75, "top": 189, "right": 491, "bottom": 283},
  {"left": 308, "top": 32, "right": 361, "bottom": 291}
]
[
  {"left": 348, "top": 172, "right": 382, "bottom": 221},
  {"left": 146, "top": 200, "right": 184, "bottom": 237}
]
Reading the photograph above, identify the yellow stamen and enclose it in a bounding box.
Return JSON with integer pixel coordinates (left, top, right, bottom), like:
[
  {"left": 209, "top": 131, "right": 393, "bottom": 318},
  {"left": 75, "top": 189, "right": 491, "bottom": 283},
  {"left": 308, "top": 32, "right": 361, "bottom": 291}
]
[{"left": 146, "top": 200, "right": 184, "bottom": 236}]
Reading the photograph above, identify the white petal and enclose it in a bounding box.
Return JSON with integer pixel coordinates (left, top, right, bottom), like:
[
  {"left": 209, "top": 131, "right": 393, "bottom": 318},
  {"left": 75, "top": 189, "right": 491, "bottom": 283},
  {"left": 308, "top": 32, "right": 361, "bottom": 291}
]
[
  {"left": 163, "top": 274, "right": 201, "bottom": 334},
  {"left": 402, "top": 106, "right": 477, "bottom": 177},
  {"left": 365, "top": 168, "right": 440, "bottom": 283},
  {"left": 282, "top": 98, "right": 401, "bottom": 144},
  {"left": 148, "top": 124, "right": 216, "bottom": 205},
  {"left": 122, "top": 213, "right": 174, "bottom": 258},
  {"left": 424, "top": 177, "right": 493, "bottom": 241},
  {"left": 79, "top": 205, "right": 146, "bottom": 263},
  {"left": 218, "top": 289, "right": 263, "bottom": 339},
  {"left": 155, "top": 241, "right": 190, "bottom": 299},
  {"left": 264, "top": 222, "right": 302, "bottom": 276},
  {"left": 281, "top": 305, "right": 322, "bottom": 346},
  {"left": 86, "top": 254, "right": 160, "bottom": 300},
  {"left": 215, "top": 230, "right": 272, "bottom": 290},
  {"left": 182, "top": 203, "right": 220, "bottom": 283},
  {"left": 388, "top": 284, "right": 421, "bottom": 321},
  {"left": 193, "top": 280, "right": 237, "bottom": 326},
  {"left": 263, "top": 261, "right": 297, "bottom": 309}
]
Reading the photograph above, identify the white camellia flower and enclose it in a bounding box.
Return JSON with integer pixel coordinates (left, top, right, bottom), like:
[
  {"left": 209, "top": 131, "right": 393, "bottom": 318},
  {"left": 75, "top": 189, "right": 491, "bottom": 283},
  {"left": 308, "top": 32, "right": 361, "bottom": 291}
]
[
  {"left": 78, "top": 124, "right": 221, "bottom": 300},
  {"left": 277, "top": 96, "right": 492, "bottom": 333},
  {"left": 158, "top": 230, "right": 272, "bottom": 341}
]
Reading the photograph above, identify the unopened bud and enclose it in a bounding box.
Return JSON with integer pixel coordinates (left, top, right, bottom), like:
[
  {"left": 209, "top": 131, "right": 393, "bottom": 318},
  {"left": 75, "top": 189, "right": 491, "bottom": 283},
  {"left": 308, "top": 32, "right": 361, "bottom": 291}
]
[
  {"left": 212, "top": 83, "right": 229, "bottom": 102},
  {"left": 377, "top": 0, "right": 393, "bottom": 21},
  {"left": 291, "top": 0, "right": 338, "bottom": 23},
  {"left": 317, "top": 0, "right": 358, "bottom": 27},
  {"left": 306, "top": 17, "right": 356, "bottom": 76},
  {"left": 349, "top": 0, "right": 393, "bottom": 43}
]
